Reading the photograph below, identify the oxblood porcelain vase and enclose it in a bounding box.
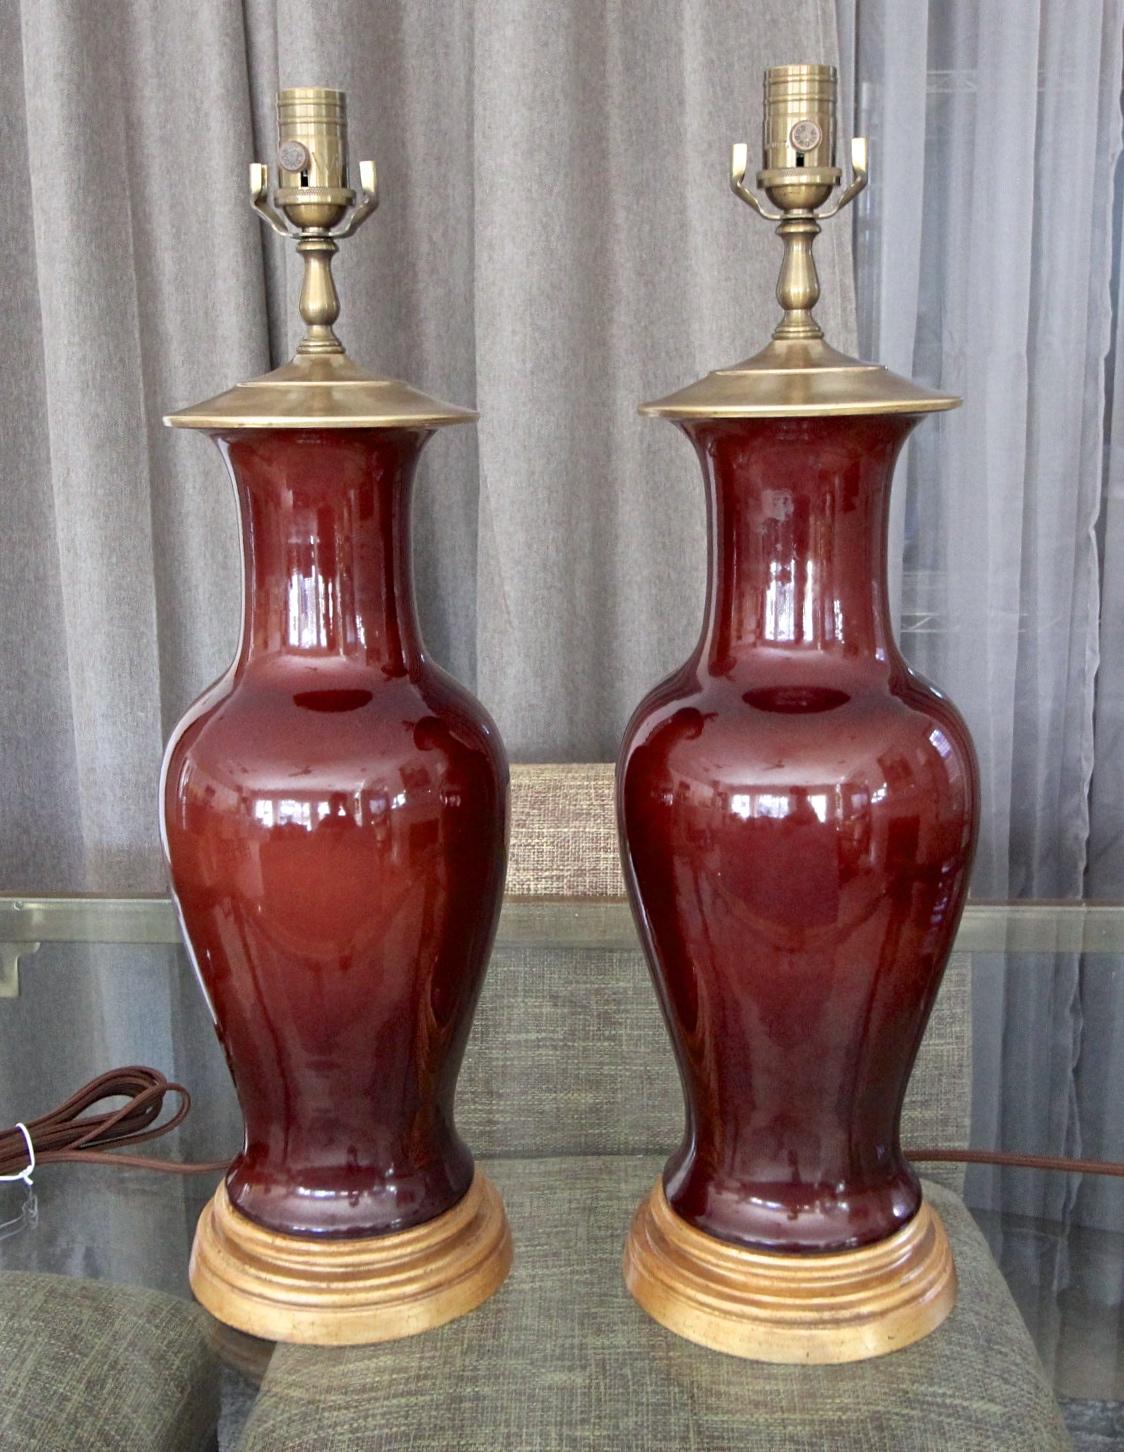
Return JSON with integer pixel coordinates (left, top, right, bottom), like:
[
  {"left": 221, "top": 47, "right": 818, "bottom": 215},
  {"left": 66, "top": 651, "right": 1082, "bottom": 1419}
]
[
  {"left": 620, "top": 65, "right": 978, "bottom": 1363},
  {"left": 162, "top": 88, "right": 511, "bottom": 1345}
]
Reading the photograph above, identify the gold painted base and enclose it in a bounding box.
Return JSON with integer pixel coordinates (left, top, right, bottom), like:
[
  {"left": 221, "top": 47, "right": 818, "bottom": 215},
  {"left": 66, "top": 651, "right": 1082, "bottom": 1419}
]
[
  {"left": 623, "top": 1182, "right": 956, "bottom": 1364},
  {"left": 190, "top": 1169, "right": 513, "bottom": 1346}
]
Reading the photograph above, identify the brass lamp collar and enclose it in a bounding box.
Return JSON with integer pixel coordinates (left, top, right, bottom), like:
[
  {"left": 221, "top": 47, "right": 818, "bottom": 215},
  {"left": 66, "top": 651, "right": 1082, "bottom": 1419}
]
[
  {"left": 643, "top": 63, "right": 960, "bottom": 421},
  {"left": 165, "top": 87, "right": 474, "bottom": 432}
]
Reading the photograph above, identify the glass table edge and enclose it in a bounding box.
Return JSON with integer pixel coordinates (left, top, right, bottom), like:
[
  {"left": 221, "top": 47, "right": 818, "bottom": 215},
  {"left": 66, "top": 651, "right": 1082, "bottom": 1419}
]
[{"left": 0, "top": 893, "right": 1121, "bottom": 958}]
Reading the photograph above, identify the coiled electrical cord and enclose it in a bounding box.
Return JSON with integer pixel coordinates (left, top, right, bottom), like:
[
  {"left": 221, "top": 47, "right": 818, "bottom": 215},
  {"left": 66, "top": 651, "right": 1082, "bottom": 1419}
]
[
  {"left": 0, "top": 1067, "right": 229, "bottom": 1177},
  {"left": 0, "top": 1070, "right": 1121, "bottom": 1181}
]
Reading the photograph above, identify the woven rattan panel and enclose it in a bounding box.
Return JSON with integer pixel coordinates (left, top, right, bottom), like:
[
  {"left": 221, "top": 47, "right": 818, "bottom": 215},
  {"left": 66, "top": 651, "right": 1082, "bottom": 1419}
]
[
  {"left": 460, "top": 947, "right": 970, "bottom": 1191},
  {"left": 508, "top": 763, "right": 624, "bottom": 898},
  {"left": 473, "top": 763, "right": 970, "bottom": 1187}
]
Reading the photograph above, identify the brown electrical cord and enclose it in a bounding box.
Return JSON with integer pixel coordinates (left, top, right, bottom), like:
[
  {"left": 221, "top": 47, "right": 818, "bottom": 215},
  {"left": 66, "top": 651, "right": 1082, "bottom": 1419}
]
[
  {"left": 908, "top": 1147, "right": 1124, "bottom": 1177},
  {"left": 0, "top": 1067, "right": 229, "bottom": 1177},
  {"left": 1, "top": 1070, "right": 1122, "bottom": 1182}
]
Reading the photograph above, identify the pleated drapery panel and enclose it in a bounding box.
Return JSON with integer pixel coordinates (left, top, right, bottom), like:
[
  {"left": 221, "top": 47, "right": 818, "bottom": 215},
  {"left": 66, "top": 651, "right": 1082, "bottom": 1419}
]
[
  {"left": 5, "top": 0, "right": 263, "bottom": 894},
  {"left": 1083, "top": 3, "right": 1124, "bottom": 1246},
  {"left": 838, "top": 0, "right": 1124, "bottom": 1226},
  {"left": 0, "top": 0, "right": 849, "bottom": 1294},
  {"left": 1, "top": 0, "right": 852, "bottom": 894},
  {"left": 472, "top": 0, "right": 855, "bottom": 758}
]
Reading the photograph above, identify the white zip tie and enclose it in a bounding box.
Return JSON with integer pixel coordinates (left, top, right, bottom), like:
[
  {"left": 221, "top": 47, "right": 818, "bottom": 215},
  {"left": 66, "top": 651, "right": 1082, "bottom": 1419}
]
[{"left": 0, "top": 1123, "right": 35, "bottom": 1186}]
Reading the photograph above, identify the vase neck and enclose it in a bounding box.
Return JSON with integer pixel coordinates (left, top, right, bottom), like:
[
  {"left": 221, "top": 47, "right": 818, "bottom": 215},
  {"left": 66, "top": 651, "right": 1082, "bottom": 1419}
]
[
  {"left": 219, "top": 430, "right": 428, "bottom": 674},
  {"left": 687, "top": 415, "right": 915, "bottom": 672}
]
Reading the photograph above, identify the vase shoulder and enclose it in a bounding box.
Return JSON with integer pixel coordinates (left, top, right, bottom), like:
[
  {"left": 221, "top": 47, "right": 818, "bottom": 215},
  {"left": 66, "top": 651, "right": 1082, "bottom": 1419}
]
[
  {"left": 167, "top": 662, "right": 504, "bottom": 801},
  {"left": 623, "top": 659, "right": 975, "bottom": 793}
]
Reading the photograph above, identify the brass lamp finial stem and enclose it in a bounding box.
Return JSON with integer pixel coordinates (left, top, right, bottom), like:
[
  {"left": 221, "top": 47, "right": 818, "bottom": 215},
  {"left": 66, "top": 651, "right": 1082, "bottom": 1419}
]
[
  {"left": 295, "top": 234, "right": 342, "bottom": 354},
  {"left": 731, "top": 65, "right": 868, "bottom": 344},
  {"left": 774, "top": 216, "right": 823, "bottom": 340},
  {"left": 250, "top": 88, "right": 379, "bottom": 358}
]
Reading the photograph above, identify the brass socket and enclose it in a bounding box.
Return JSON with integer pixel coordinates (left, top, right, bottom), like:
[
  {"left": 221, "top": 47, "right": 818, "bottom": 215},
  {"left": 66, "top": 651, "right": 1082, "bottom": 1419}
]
[
  {"left": 275, "top": 86, "right": 354, "bottom": 230},
  {"left": 759, "top": 63, "right": 840, "bottom": 212}
]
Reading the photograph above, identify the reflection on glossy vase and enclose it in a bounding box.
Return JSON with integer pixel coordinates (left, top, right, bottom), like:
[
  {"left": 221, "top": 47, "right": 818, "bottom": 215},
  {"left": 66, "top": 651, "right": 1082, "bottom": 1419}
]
[
  {"left": 163, "top": 428, "right": 507, "bottom": 1238},
  {"left": 619, "top": 413, "right": 979, "bottom": 1253}
]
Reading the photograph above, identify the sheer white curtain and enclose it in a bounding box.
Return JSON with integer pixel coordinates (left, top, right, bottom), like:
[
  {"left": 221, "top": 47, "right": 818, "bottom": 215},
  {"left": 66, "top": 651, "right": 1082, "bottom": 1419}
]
[
  {"left": 838, "top": 0, "right": 1124, "bottom": 1223},
  {"left": 1084, "top": 85, "right": 1124, "bottom": 1242}
]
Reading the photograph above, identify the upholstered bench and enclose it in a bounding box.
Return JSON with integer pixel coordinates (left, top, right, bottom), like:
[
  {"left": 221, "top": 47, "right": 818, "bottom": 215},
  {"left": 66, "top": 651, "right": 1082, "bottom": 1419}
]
[
  {"left": 0, "top": 1271, "right": 219, "bottom": 1451},
  {"left": 235, "top": 764, "right": 1070, "bottom": 1451}
]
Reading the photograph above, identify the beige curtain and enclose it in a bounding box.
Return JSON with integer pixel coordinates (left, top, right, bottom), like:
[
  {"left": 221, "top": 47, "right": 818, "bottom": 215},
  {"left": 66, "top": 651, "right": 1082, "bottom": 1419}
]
[
  {"left": 0, "top": 0, "right": 852, "bottom": 1218},
  {"left": 0, "top": 0, "right": 853, "bottom": 897}
]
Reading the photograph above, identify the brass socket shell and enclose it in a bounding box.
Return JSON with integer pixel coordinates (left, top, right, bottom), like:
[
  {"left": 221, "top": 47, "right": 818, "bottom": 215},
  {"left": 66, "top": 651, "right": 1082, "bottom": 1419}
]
[
  {"left": 275, "top": 87, "right": 354, "bottom": 229},
  {"left": 760, "top": 63, "right": 841, "bottom": 212}
]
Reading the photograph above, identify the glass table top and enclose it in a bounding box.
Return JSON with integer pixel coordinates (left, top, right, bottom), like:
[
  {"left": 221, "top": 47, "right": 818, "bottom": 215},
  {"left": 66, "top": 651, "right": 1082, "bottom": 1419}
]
[{"left": 0, "top": 895, "right": 1121, "bottom": 1448}]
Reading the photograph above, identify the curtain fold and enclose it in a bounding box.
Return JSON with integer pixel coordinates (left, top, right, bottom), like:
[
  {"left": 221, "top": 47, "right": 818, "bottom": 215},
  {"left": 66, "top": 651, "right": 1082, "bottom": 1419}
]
[
  {"left": 0, "top": 0, "right": 849, "bottom": 1281},
  {"left": 3, "top": 0, "right": 1123, "bottom": 1249},
  {"left": 1, "top": 0, "right": 852, "bottom": 885},
  {"left": 1082, "top": 23, "right": 1124, "bottom": 1241}
]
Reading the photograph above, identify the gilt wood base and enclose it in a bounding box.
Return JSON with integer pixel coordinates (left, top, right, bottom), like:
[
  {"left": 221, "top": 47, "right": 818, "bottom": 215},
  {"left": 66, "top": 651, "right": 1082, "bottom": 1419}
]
[
  {"left": 190, "top": 1169, "right": 512, "bottom": 1346},
  {"left": 623, "top": 1181, "right": 956, "bottom": 1364}
]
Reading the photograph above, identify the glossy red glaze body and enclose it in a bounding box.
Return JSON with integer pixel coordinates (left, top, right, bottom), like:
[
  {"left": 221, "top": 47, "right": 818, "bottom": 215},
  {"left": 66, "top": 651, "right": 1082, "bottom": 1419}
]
[
  {"left": 163, "top": 428, "right": 507, "bottom": 1239},
  {"left": 619, "top": 413, "right": 978, "bottom": 1253}
]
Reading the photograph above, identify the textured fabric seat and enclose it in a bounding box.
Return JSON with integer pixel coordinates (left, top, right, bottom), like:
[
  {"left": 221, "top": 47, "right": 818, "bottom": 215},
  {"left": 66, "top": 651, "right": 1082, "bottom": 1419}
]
[
  {"left": 0, "top": 1270, "right": 219, "bottom": 1451},
  {"left": 235, "top": 764, "right": 1069, "bottom": 1451},
  {"left": 238, "top": 1158, "right": 1068, "bottom": 1452}
]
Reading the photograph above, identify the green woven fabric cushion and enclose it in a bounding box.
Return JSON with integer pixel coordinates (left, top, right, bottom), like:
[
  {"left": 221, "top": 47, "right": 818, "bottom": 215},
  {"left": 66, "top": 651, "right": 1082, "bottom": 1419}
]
[
  {"left": 460, "top": 946, "right": 971, "bottom": 1193},
  {"left": 237, "top": 1155, "right": 1068, "bottom": 1452},
  {"left": 0, "top": 1271, "right": 219, "bottom": 1452}
]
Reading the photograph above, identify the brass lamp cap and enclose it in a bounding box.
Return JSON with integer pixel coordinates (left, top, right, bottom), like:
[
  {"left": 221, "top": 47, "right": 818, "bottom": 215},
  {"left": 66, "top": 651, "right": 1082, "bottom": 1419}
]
[
  {"left": 641, "top": 338, "right": 959, "bottom": 421},
  {"left": 166, "top": 353, "right": 476, "bottom": 432}
]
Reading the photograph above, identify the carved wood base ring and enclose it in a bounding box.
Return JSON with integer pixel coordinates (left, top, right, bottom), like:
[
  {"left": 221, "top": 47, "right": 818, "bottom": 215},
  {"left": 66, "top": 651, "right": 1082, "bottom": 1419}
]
[
  {"left": 623, "top": 1181, "right": 955, "bottom": 1363},
  {"left": 190, "top": 1169, "right": 512, "bottom": 1346}
]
